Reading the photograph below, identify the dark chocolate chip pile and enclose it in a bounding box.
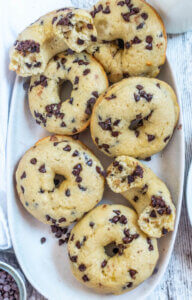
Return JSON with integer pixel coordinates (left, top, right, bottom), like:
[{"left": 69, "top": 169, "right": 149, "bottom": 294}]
[
  {"left": 50, "top": 225, "right": 70, "bottom": 246},
  {"left": 0, "top": 269, "right": 19, "bottom": 299}
]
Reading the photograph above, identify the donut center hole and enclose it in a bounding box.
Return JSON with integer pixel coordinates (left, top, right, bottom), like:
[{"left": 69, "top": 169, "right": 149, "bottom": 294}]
[
  {"left": 60, "top": 80, "right": 73, "bottom": 102},
  {"left": 54, "top": 174, "right": 66, "bottom": 188},
  {"left": 117, "top": 39, "right": 124, "bottom": 49},
  {"left": 104, "top": 242, "right": 120, "bottom": 257}
]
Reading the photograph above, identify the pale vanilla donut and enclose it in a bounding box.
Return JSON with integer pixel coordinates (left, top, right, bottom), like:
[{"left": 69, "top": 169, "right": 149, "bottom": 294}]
[
  {"left": 28, "top": 51, "right": 108, "bottom": 135},
  {"left": 68, "top": 204, "right": 159, "bottom": 294},
  {"left": 15, "top": 135, "right": 105, "bottom": 227},
  {"left": 87, "top": 0, "right": 167, "bottom": 82},
  {"left": 90, "top": 77, "right": 179, "bottom": 159},
  {"left": 9, "top": 8, "right": 97, "bottom": 77},
  {"left": 107, "top": 156, "right": 176, "bottom": 238}
]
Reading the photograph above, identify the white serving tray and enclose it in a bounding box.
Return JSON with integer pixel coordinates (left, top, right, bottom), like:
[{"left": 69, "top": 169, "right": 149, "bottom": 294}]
[{"left": 7, "top": 59, "right": 185, "bottom": 300}]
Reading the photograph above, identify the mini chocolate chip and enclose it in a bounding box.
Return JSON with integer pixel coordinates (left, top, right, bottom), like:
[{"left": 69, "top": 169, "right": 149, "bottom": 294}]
[
  {"left": 87, "top": 23, "right": 93, "bottom": 29},
  {"left": 129, "top": 269, "right": 137, "bottom": 279},
  {"left": 20, "top": 171, "right": 26, "bottom": 179},
  {"left": 58, "top": 239, "right": 65, "bottom": 246},
  {"left": 40, "top": 237, "right": 46, "bottom": 244},
  {"left": 63, "top": 145, "right": 71, "bottom": 151},
  {"left": 133, "top": 196, "right": 139, "bottom": 202},
  {"left": 72, "top": 150, "right": 79, "bottom": 157},
  {"left": 112, "top": 131, "right": 119, "bottom": 137},
  {"left": 110, "top": 216, "right": 119, "bottom": 224},
  {"left": 147, "top": 134, "right": 155, "bottom": 142},
  {"left": 127, "top": 282, "right": 133, "bottom": 288},
  {"left": 146, "top": 44, "right": 153, "bottom": 50},
  {"left": 65, "top": 189, "right": 70, "bottom": 197},
  {"left": 82, "top": 275, "right": 89, "bottom": 282},
  {"left": 79, "top": 264, "right": 86, "bottom": 272},
  {"left": 137, "top": 22, "right": 144, "bottom": 29},
  {"left": 21, "top": 185, "right": 25, "bottom": 193},
  {"left": 132, "top": 36, "right": 141, "bottom": 44},
  {"left": 101, "top": 260, "right": 107, "bottom": 268},
  {"left": 70, "top": 255, "right": 77, "bottom": 262},
  {"left": 89, "top": 222, "right": 95, "bottom": 228},
  {"left": 76, "top": 176, "right": 82, "bottom": 183},
  {"left": 141, "top": 13, "right": 148, "bottom": 20},
  {"left": 117, "top": 1, "right": 125, "bottom": 6},
  {"left": 162, "top": 227, "right": 168, "bottom": 235},
  {"left": 150, "top": 210, "right": 157, "bottom": 218},
  {"left": 39, "top": 164, "right": 46, "bottom": 173},
  {"left": 60, "top": 122, "right": 66, "bottom": 127},
  {"left": 146, "top": 36, "right": 153, "bottom": 43},
  {"left": 83, "top": 69, "right": 90, "bottom": 76},
  {"left": 59, "top": 217, "right": 66, "bottom": 223},
  {"left": 134, "top": 93, "right": 140, "bottom": 102},
  {"left": 86, "top": 159, "right": 93, "bottom": 166},
  {"left": 113, "top": 209, "right": 121, "bottom": 215},
  {"left": 91, "top": 35, "right": 97, "bottom": 42},
  {"left": 156, "top": 83, "right": 161, "bottom": 88},
  {"left": 77, "top": 38, "right": 84, "bottom": 45},
  {"left": 136, "top": 85, "right": 143, "bottom": 90},
  {"left": 30, "top": 158, "right": 37, "bottom": 164},
  {"left": 74, "top": 76, "right": 79, "bottom": 84},
  {"left": 119, "top": 215, "right": 127, "bottom": 224},
  {"left": 164, "top": 135, "right": 170, "bottom": 143},
  {"left": 103, "top": 6, "right": 110, "bottom": 14}
]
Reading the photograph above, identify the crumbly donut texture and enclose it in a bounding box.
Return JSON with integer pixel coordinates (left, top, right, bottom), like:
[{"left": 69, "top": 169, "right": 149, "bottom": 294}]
[
  {"left": 29, "top": 51, "right": 108, "bottom": 135},
  {"left": 107, "top": 156, "right": 176, "bottom": 238},
  {"left": 68, "top": 204, "right": 159, "bottom": 294},
  {"left": 9, "top": 8, "right": 97, "bottom": 77},
  {"left": 15, "top": 135, "right": 105, "bottom": 226},
  {"left": 91, "top": 77, "right": 179, "bottom": 159},
  {"left": 87, "top": 0, "right": 167, "bottom": 82}
]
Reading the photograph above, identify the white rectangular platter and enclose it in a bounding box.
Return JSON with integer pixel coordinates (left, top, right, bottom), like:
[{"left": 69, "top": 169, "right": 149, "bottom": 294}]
[{"left": 7, "top": 59, "right": 185, "bottom": 300}]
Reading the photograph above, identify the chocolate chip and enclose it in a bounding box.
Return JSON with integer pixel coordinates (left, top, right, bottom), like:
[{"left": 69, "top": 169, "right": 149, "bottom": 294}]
[
  {"left": 137, "top": 22, "right": 144, "bottom": 29},
  {"left": 110, "top": 216, "right": 119, "bottom": 224},
  {"left": 59, "top": 239, "right": 65, "bottom": 246},
  {"left": 101, "top": 260, "right": 107, "bottom": 268},
  {"left": 69, "top": 97, "right": 73, "bottom": 104},
  {"left": 39, "top": 164, "right": 46, "bottom": 173},
  {"left": 117, "top": 1, "right": 125, "bottom": 6},
  {"left": 135, "top": 130, "right": 140, "bottom": 137},
  {"left": 147, "top": 237, "right": 154, "bottom": 251},
  {"left": 103, "top": 6, "right": 110, "bottom": 14},
  {"left": 82, "top": 275, "right": 89, "bottom": 282},
  {"left": 141, "top": 13, "right": 148, "bottom": 20},
  {"left": 20, "top": 171, "right": 26, "bottom": 179},
  {"left": 89, "top": 222, "right": 95, "bottom": 228},
  {"left": 30, "top": 158, "right": 37, "bottom": 164},
  {"left": 164, "top": 135, "right": 170, "bottom": 143},
  {"left": 127, "top": 282, "right": 133, "bottom": 288},
  {"left": 74, "top": 76, "right": 79, "bottom": 84},
  {"left": 147, "top": 134, "right": 155, "bottom": 142},
  {"left": 133, "top": 196, "right": 139, "bottom": 202},
  {"left": 162, "top": 227, "right": 168, "bottom": 235},
  {"left": 76, "top": 176, "right": 82, "bottom": 183},
  {"left": 98, "top": 118, "right": 112, "bottom": 131},
  {"left": 113, "top": 209, "right": 121, "bottom": 215},
  {"left": 127, "top": 175, "right": 134, "bottom": 184},
  {"left": 72, "top": 150, "right": 79, "bottom": 157},
  {"left": 134, "top": 93, "right": 140, "bottom": 102},
  {"left": 132, "top": 36, "right": 141, "bottom": 44},
  {"left": 146, "top": 44, "right": 153, "bottom": 50},
  {"left": 150, "top": 210, "right": 157, "bottom": 218},
  {"left": 60, "top": 121, "right": 66, "bottom": 127},
  {"left": 78, "top": 184, "right": 87, "bottom": 191},
  {"left": 52, "top": 16, "right": 57, "bottom": 24},
  {"left": 112, "top": 131, "right": 119, "bottom": 137},
  {"left": 86, "top": 159, "right": 93, "bottom": 166},
  {"left": 65, "top": 189, "right": 70, "bottom": 197},
  {"left": 113, "top": 119, "right": 121, "bottom": 126},
  {"left": 95, "top": 137, "right": 99, "bottom": 144},
  {"left": 0, "top": 269, "right": 20, "bottom": 299},
  {"left": 70, "top": 255, "right": 78, "bottom": 262},
  {"left": 129, "top": 269, "right": 137, "bottom": 279},
  {"left": 21, "top": 185, "right": 25, "bottom": 193},
  {"left": 40, "top": 237, "right": 46, "bottom": 244},
  {"left": 156, "top": 83, "right": 161, "bottom": 88},
  {"left": 87, "top": 23, "right": 93, "bottom": 29},
  {"left": 77, "top": 38, "right": 84, "bottom": 45},
  {"left": 83, "top": 69, "right": 90, "bottom": 76},
  {"left": 136, "top": 85, "right": 143, "bottom": 90},
  {"left": 146, "top": 35, "right": 153, "bottom": 43},
  {"left": 63, "top": 145, "right": 71, "bottom": 151},
  {"left": 119, "top": 215, "right": 127, "bottom": 224},
  {"left": 59, "top": 217, "right": 66, "bottom": 223},
  {"left": 79, "top": 264, "right": 86, "bottom": 272}
]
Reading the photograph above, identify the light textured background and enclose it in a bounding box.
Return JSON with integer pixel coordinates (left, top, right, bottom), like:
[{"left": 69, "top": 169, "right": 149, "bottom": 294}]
[{"left": 1, "top": 0, "right": 192, "bottom": 299}]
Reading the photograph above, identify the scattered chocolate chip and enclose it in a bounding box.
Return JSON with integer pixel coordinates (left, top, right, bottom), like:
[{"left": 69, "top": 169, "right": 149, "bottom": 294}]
[
  {"left": 39, "top": 164, "right": 46, "bottom": 173},
  {"left": 103, "top": 6, "right": 110, "bottom": 14},
  {"left": 136, "top": 85, "right": 143, "bottom": 90},
  {"left": 89, "top": 221, "right": 95, "bottom": 228},
  {"left": 77, "top": 38, "right": 84, "bottom": 45},
  {"left": 87, "top": 23, "right": 93, "bottom": 29},
  {"left": 150, "top": 210, "right": 157, "bottom": 218},
  {"left": 63, "top": 145, "right": 71, "bottom": 151},
  {"left": 74, "top": 76, "right": 79, "bottom": 85},
  {"left": 164, "top": 136, "right": 170, "bottom": 143},
  {"left": 147, "top": 237, "right": 154, "bottom": 251},
  {"left": 129, "top": 269, "right": 137, "bottom": 279},
  {"left": 20, "top": 171, "right": 26, "bottom": 179},
  {"left": 137, "top": 22, "right": 144, "bottom": 30},
  {"left": 70, "top": 255, "right": 78, "bottom": 262},
  {"left": 58, "top": 217, "right": 66, "bottom": 223},
  {"left": 91, "top": 35, "right": 97, "bottom": 42},
  {"left": 30, "top": 158, "right": 37, "bottom": 164},
  {"left": 132, "top": 36, "right": 141, "bottom": 44},
  {"left": 146, "top": 36, "right": 153, "bottom": 43},
  {"left": 82, "top": 275, "right": 89, "bottom": 282},
  {"left": 72, "top": 150, "right": 79, "bottom": 157},
  {"left": 79, "top": 264, "right": 86, "bottom": 272},
  {"left": 83, "top": 69, "right": 90, "bottom": 76},
  {"left": 101, "top": 260, "right": 107, "bottom": 268},
  {"left": 127, "top": 282, "right": 133, "bottom": 288},
  {"left": 117, "top": 1, "right": 125, "bottom": 6},
  {"left": 15, "top": 40, "right": 40, "bottom": 56},
  {"left": 110, "top": 215, "right": 120, "bottom": 224},
  {"left": 0, "top": 269, "right": 20, "bottom": 299},
  {"left": 147, "top": 134, "right": 155, "bottom": 142},
  {"left": 40, "top": 237, "right": 46, "bottom": 244},
  {"left": 65, "top": 189, "right": 70, "bottom": 197},
  {"left": 162, "top": 227, "right": 168, "bottom": 235},
  {"left": 141, "top": 12, "right": 148, "bottom": 20},
  {"left": 133, "top": 196, "right": 139, "bottom": 202},
  {"left": 21, "top": 185, "right": 25, "bottom": 194}
]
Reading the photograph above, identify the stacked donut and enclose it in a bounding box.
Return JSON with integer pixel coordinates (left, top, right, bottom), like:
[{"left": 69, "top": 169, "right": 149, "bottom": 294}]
[{"left": 11, "top": 0, "right": 179, "bottom": 295}]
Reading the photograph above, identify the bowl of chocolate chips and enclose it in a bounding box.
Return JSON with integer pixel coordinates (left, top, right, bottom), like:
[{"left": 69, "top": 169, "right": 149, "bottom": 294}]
[{"left": 0, "top": 261, "right": 27, "bottom": 299}]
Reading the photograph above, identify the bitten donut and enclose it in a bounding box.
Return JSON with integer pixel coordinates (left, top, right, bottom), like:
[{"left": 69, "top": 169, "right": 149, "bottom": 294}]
[
  {"left": 87, "top": 0, "right": 167, "bottom": 82},
  {"left": 68, "top": 204, "right": 159, "bottom": 294},
  {"left": 15, "top": 135, "right": 105, "bottom": 227},
  {"left": 91, "top": 77, "right": 179, "bottom": 159},
  {"left": 9, "top": 8, "right": 97, "bottom": 77},
  {"left": 107, "top": 156, "right": 176, "bottom": 238},
  {"left": 29, "top": 51, "right": 108, "bottom": 135}
]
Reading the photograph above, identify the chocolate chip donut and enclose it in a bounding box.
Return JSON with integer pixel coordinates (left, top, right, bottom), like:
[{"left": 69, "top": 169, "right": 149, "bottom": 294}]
[
  {"left": 9, "top": 8, "right": 97, "bottom": 77},
  {"left": 15, "top": 135, "right": 105, "bottom": 227},
  {"left": 90, "top": 77, "right": 179, "bottom": 159},
  {"left": 28, "top": 51, "right": 108, "bottom": 135},
  {"left": 107, "top": 156, "right": 176, "bottom": 238},
  {"left": 68, "top": 204, "right": 159, "bottom": 294},
  {"left": 87, "top": 0, "right": 167, "bottom": 82}
]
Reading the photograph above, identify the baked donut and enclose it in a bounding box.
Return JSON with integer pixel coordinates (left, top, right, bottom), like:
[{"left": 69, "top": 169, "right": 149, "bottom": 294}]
[
  {"left": 87, "top": 0, "right": 167, "bottom": 82},
  {"left": 107, "top": 156, "right": 176, "bottom": 238},
  {"left": 15, "top": 135, "right": 105, "bottom": 227},
  {"left": 90, "top": 77, "right": 179, "bottom": 159},
  {"left": 68, "top": 204, "right": 159, "bottom": 294},
  {"left": 28, "top": 51, "right": 108, "bottom": 135},
  {"left": 9, "top": 8, "right": 97, "bottom": 77}
]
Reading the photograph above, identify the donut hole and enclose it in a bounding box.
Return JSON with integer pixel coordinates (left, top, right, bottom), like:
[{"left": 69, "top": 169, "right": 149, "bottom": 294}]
[
  {"left": 104, "top": 242, "right": 120, "bottom": 258},
  {"left": 54, "top": 174, "right": 66, "bottom": 188},
  {"left": 59, "top": 80, "right": 73, "bottom": 102}
]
